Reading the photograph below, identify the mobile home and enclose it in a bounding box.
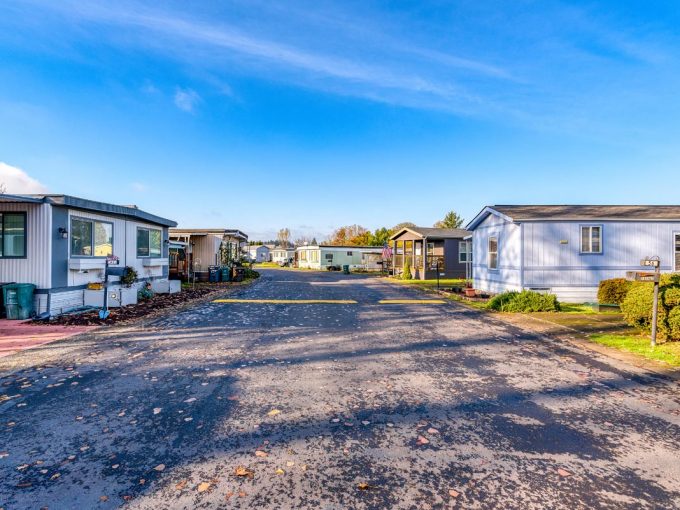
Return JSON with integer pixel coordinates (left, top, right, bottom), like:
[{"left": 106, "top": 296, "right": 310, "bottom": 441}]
[
  {"left": 169, "top": 228, "right": 248, "bottom": 280},
  {"left": 296, "top": 245, "right": 383, "bottom": 270}
]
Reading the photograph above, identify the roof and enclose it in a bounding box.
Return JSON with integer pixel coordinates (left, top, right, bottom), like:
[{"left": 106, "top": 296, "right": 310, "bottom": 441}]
[
  {"left": 2, "top": 194, "right": 177, "bottom": 227},
  {"left": 389, "top": 226, "right": 471, "bottom": 241},
  {"left": 466, "top": 205, "right": 680, "bottom": 230},
  {"left": 170, "top": 228, "right": 248, "bottom": 240}
]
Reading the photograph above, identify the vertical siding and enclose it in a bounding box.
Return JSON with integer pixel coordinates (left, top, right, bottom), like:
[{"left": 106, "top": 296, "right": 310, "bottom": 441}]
[
  {"left": 0, "top": 203, "right": 51, "bottom": 288},
  {"left": 472, "top": 213, "right": 522, "bottom": 293},
  {"left": 124, "top": 219, "right": 168, "bottom": 280}
]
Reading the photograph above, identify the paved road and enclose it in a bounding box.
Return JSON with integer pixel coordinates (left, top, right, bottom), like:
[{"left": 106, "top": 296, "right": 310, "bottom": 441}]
[{"left": 1, "top": 269, "right": 679, "bottom": 509}]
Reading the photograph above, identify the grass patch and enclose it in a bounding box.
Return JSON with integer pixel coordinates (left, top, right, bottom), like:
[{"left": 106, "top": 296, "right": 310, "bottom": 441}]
[
  {"left": 559, "top": 303, "right": 621, "bottom": 314},
  {"left": 589, "top": 334, "right": 680, "bottom": 367},
  {"left": 253, "top": 262, "right": 282, "bottom": 268}
]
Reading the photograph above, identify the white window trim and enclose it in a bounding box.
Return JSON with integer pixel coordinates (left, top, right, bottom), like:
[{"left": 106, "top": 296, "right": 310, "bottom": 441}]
[
  {"left": 580, "top": 224, "right": 603, "bottom": 254},
  {"left": 488, "top": 235, "right": 499, "bottom": 270},
  {"left": 459, "top": 240, "right": 471, "bottom": 263}
]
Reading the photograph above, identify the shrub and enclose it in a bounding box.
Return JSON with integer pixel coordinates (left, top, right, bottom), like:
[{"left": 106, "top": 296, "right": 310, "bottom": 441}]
[
  {"left": 138, "top": 284, "right": 154, "bottom": 301},
  {"left": 120, "top": 266, "right": 137, "bottom": 287},
  {"left": 486, "top": 290, "right": 560, "bottom": 312},
  {"left": 597, "top": 278, "right": 632, "bottom": 305},
  {"left": 621, "top": 274, "right": 680, "bottom": 340},
  {"left": 243, "top": 267, "right": 260, "bottom": 279},
  {"left": 402, "top": 257, "right": 413, "bottom": 280}
]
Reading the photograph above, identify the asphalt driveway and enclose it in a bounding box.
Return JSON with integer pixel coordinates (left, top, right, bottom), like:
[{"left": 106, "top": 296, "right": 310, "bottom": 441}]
[{"left": 1, "top": 269, "right": 679, "bottom": 509}]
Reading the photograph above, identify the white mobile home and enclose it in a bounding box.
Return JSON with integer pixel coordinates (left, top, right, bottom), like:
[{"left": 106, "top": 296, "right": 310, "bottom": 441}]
[
  {"left": 271, "top": 247, "right": 295, "bottom": 265},
  {"left": 466, "top": 205, "right": 680, "bottom": 303},
  {"left": 296, "top": 245, "right": 383, "bottom": 270},
  {"left": 0, "top": 194, "right": 177, "bottom": 316},
  {"left": 247, "top": 244, "right": 271, "bottom": 263}
]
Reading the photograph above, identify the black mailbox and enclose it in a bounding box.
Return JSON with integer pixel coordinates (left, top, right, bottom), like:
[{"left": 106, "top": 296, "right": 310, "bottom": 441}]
[{"left": 106, "top": 267, "right": 128, "bottom": 277}]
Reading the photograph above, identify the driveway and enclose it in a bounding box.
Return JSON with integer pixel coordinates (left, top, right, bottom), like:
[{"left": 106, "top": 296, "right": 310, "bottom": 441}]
[{"left": 1, "top": 269, "right": 679, "bottom": 509}]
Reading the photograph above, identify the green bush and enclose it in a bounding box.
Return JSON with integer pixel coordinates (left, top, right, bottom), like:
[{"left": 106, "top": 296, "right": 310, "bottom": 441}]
[
  {"left": 486, "top": 290, "right": 560, "bottom": 312},
  {"left": 597, "top": 278, "right": 632, "bottom": 305},
  {"left": 621, "top": 274, "right": 680, "bottom": 340},
  {"left": 402, "top": 257, "right": 413, "bottom": 280}
]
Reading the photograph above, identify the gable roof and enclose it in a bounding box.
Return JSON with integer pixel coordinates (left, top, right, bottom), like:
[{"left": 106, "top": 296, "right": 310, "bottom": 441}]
[
  {"left": 3, "top": 194, "right": 177, "bottom": 227},
  {"left": 389, "top": 226, "right": 470, "bottom": 241},
  {"left": 466, "top": 205, "right": 680, "bottom": 230}
]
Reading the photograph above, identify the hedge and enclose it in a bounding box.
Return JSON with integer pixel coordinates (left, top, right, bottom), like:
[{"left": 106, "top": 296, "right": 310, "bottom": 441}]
[
  {"left": 486, "top": 290, "right": 560, "bottom": 313},
  {"left": 621, "top": 273, "right": 680, "bottom": 340},
  {"left": 597, "top": 278, "right": 632, "bottom": 305}
]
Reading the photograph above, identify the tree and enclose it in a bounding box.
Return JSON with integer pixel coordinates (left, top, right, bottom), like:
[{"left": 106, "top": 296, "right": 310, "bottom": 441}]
[
  {"left": 434, "top": 210, "right": 464, "bottom": 229},
  {"left": 277, "top": 228, "right": 291, "bottom": 248},
  {"left": 294, "top": 236, "right": 314, "bottom": 247},
  {"left": 327, "top": 225, "right": 369, "bottom": 246},
  {"left": 371, "top": 227, "right": 391, "bottom": 246},
  {"left": 390, "top": 221, "right": 416, "bottom": 235}
]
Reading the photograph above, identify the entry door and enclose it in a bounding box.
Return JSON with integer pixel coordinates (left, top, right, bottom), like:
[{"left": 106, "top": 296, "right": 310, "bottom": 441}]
[{"left": 675, "top": 233, "right": 680, "bottom": 272}]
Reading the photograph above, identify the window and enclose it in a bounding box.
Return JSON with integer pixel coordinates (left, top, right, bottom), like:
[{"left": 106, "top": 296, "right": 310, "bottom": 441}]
[
  {"left": 459, "top": 241, "right": 472, "bottom": 263},
  {"left": 137, "top": 227, "right": 162, "bottom": 257},
  {"left": 300, "top": 250, "right": 307, "bottom": 261},
  {"left": 346, "top": 251, "right": 353, "bottom": 256},
  {"left": 581, "top": 226, "right": 602, "bottom": 254},
  {"left": 71, "top": 217, "right": 113, "bottom": 257},
  {"left": 488, "top": 236, "right": 498, "bottom": 270},
  {"left": 0, "top": 213, "right": 26, "bottom": 258},
  {"left": 675, "top": 234, "right": 680, "bottom": 272},
  {"left": 325, "top": 253, "right": 333, "bottom": 261}
]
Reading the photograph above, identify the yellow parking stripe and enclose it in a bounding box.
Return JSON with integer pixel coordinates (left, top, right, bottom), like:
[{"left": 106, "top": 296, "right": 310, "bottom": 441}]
[
  {"left": 212, "top": 299, "right": 358, "bottom": 304},
  {"left": 378, "top": 299, "right": 446, "bottom": 304}
]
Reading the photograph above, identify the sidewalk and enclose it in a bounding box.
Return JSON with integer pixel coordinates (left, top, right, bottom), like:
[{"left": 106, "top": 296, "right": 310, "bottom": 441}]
[{"left": 0, "top": 319, "right": 96, "bottom": 358}]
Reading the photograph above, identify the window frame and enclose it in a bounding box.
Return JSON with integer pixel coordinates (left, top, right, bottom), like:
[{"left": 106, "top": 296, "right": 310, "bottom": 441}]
[
  {"left": 580, "top": 224, "right": 603, "bottom": 254},
  {"left": 488, "top": 236, "right": 499, "bottom": 271},
  {"left": 674, "top": 232, "right": 680, "bottom": 272},
  {"left": 459, "top": 240, "right": 472, "bottom": 263},
  {"left": 0, "top": 212, "right": 27, "bottom": 259},
  {"left": 70, "top": 216, "right": 114, "bottom": 259},
  {"left": 136, "top": 226, "right": 163, "bottom": 258}
]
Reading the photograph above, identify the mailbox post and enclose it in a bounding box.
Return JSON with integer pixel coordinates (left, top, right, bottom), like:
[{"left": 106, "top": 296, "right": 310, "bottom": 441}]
[{"left": 628, "top": 257, "right": 661, "bottom": 347}]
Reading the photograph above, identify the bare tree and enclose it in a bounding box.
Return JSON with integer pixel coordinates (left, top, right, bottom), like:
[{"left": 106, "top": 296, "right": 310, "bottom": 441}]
[{"left": 277, "top": 228, "right": 291, "bottom": 248}]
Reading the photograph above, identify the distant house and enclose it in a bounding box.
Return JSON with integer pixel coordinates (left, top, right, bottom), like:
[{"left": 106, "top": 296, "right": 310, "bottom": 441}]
[
  {"left": 390, "top": 227, "right": 471, "bottom": 280},
  {"left": 466, "top": 205, "right": 680, "bottom": 302},
  {"left": 271, "top": 247, "right": 295, "bottom": 265},
  {"left": 0, "top": 194, "right": 176, "bottom": 316},
  {"left": 169, "top": 228, "right": 248, "bottom": 280},
  {"left": 296, "top": 245, "right": 383, "bottom": 270},
  {"left": 247, "top": 245, "right": 271, "bottom": 263}
]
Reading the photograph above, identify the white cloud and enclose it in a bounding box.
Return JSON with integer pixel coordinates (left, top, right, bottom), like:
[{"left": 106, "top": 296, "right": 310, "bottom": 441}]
[
  {"left": 174, "top": 88, "right": 201, "bottom": 113},
  {"left": 130, "top": 181, "right": 148, "bottom": 192},
  {"left": 0, "top": 162, "right": 49, "bottom": 194}
]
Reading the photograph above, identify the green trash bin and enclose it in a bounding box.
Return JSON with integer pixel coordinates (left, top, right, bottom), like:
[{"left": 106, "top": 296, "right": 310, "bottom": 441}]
[
  {"left": 3, "top": 283, "right": 36, "bottom": 320},
  {"left": 342, "top": 265, "right": 350, "bottom": 275},
  {"left": 221, "top": 266, "right": 231, "bottom": 282}
]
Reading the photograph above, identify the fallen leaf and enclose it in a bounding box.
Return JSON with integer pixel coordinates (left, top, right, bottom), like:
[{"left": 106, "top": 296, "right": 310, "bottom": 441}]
[
  {"left": 358, "top": 482, "right": 376, "bottom": 490},
  {"left": 448, "top": 489, "right": 460, "bottom": 498},
  {"left": 197, "top": 481, "right": 212, "bottom": 493},
  {"left": 286, "top": 461, "right": 295, "bottom": 467},
  {"left": 99, "top": 496, "right": 109, "bottom": 502},
  {"left": 184, "top": 398, "right": 197, "bottom": 403},
  {"left": 175, "top": 480, "right": 188, "bottom": 490},
  {"left": 557, "top": 468, "right": 572, "bottom": 477},
  {"left": 0, "top": 452, "right": 8, "bottom": 459},
  {"left": 50, "top": 473, "right": 61, "bottom": 480},
  {"left": 234, "top": 466, "right": 254, "bottom": 479},
  {"left": 153, "top": 408, "right": 162, "bottom": 415},
  {"left": 255, "top": 450, "right": 268, "bottom": 458},
  {"left": 225, "top": 491, "right": 234, "bottom": 500},
  {"left": 267, "top": 409, "right": 281, "bottom": 417},
  {"left": 416, "top": 436, "right": 430, "bottom": 446},
  {"left": 427, "top": 427, "right": 439, "bottom": 435},
  {"left": 275, "top": 468, "right": 285, "bottom": 475},
  {"left": 154, "top": 464, "right": 166, "bottom": 472}
]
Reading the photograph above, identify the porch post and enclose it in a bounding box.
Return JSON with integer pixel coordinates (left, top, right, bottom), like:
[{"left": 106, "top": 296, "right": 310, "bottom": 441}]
[{"left": 422, "top": 237, "right": 427, "bottom": 278}]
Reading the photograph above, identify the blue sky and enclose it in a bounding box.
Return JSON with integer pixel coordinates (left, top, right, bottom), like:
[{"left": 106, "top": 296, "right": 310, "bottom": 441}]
[{"left": 1, "top": 1, "right": 679, "bottom": 240}]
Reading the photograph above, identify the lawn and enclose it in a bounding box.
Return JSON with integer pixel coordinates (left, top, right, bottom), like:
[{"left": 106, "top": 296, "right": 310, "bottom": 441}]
[{"left": 590, "top": 334, "right": 680, "bottom": 367}]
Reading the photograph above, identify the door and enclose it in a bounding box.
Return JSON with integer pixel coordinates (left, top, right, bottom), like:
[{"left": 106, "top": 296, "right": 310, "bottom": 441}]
[{"left": 675, "top": 233, "right": 680, "bottom": 272}]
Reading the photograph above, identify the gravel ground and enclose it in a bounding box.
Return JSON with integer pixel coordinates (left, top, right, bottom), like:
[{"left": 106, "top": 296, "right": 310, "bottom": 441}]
[{"left": 1, "top": 269, "right": 679, "bottom": 509}]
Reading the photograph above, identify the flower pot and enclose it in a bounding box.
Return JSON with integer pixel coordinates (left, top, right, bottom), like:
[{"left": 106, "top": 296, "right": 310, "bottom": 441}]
[{"left": 464, "top": 288, "right": 477, "bottom": 297}]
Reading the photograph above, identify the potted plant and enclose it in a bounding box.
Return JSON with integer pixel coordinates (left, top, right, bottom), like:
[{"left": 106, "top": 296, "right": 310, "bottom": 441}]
[
  {"left": 465, "top": 286, "right": 476, "bottom": 297},
  {"left": 120, "top": 266, "right": 138, "bottom": 287}
]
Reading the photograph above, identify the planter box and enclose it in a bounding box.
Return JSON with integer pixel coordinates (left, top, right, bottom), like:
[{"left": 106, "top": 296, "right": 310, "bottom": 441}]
[
  {"left": 68, "top": 259, "right": 106, "bottom": 271},
  {"left": 150, "top": 280, "right": 181, "bottom": 294},
  {"left": 84, "top": 286, "right": 138, "bottom": 308},
  {"left": 142, "top": 258, "right": 169, "bottom": 267}
]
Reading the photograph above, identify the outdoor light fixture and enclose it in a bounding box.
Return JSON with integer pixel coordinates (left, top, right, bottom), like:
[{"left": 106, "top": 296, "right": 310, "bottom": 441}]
[{"left": 58, "top": 227, "right": 68, "bottom": 239}]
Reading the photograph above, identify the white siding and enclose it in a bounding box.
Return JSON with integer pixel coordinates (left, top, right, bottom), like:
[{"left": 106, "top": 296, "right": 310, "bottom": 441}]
[
  {"left": 124, "top": 219, "right": 167, "bottom": 280},
  {"left": 0, "top": 202, "right": 52, "bottom": 288},
  {"left": 472, "top": 213, "right": 522, "bottom": 294}
]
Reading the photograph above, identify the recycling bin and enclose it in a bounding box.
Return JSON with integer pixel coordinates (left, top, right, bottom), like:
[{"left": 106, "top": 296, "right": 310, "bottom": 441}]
[
  {"left": 221, "top": 266, "right": 232, "bottom": 282},
  {"left": 208, "top": 266, "right": 220, "bottom": 283},
  {"left": 342, "top": 265, "right": 350, "bottom": 275},
  {"left": 3, "top": 283, "right": 36, "bottom": 320}
]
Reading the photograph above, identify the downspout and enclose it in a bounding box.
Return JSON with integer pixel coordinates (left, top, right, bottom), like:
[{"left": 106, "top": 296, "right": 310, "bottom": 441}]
[{"left": 519, "top": 222, "right": 525, "bottom": 291}]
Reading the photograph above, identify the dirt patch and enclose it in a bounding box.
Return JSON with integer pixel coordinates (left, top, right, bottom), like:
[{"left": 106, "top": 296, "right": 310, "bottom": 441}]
[{"left": 36, "top": 281, "right": 256, "bottom": 327}]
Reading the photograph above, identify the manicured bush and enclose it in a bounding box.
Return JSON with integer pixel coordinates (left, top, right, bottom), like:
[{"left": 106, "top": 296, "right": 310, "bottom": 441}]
[
  {"left": 402, "top": 257, "right": 413, "bottom": 280},
  {"left": 486, "top": 290, "right": 560, "bottom": 312},
  {"left": 621, "top": 274, "right": 680, "bottom": 340},
  {"left": 597, "top": 278, "right": 632, "bottom": 305}
]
